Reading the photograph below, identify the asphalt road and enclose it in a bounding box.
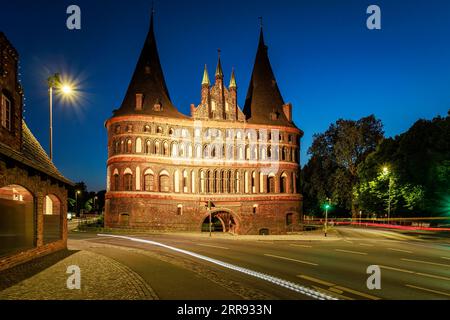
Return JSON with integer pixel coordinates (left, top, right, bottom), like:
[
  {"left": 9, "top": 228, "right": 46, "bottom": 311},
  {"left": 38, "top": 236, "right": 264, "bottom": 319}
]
[{"left": 71, "top": 227, "right": 450, "bottom": 300}]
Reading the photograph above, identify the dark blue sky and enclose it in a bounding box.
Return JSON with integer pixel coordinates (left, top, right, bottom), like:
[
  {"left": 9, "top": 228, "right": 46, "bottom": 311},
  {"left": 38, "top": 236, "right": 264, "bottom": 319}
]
[{"left": 1, "top": 0, "right": 449, "bottom": 191}]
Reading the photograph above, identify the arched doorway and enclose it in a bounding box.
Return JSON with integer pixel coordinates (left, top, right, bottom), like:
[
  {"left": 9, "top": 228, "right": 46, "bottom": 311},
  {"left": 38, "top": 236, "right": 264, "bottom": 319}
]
[
  {"left": 0, "top": 184, "right": 35, "bottom": 256},
  {"left": 201, "top": 210, "right": 237, "bottom": 233}
]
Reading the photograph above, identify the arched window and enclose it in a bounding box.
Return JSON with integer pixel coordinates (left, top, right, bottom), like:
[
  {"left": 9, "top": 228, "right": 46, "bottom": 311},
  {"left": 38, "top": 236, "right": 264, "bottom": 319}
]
[
  {"left": 0, "top": 185, "right": 35, "bottom": 255},
  {"left": 144, "top": 125, "right": 150, "bottom": 133},
  {"left": 144, "top": 169, "right": 154, "bottom": 192},
  {"left": 267, "top": 146, "right": 272, "bottom": 158},
  {"left": 164, "top": 142, "right": 170, "bottom": 156},
  {"left": 206, "top": 171, "right": 211, "bottom": 193},
  {"left": 191, "top": 171, "right": 195, "bottom": 193},
  {"left": 157, "top": 126, "right": 163, "bottom": 134},
  {"left": 146, "top": 140, "right": 152, "bottom": 154},
  {"left": 126, "top": 139, "right": 132, "bottom": 153},
  {"left": 154, "top": 141, "right": 160, "bottom": 155},
  {"left": 124, "top": 168, "right": 133, "bottom": 191},
  {"left": 171, "top": 142, "right": 178, "bottom": 157},
  {"left": 227, "top": 171, "right": 232, "bottom": 193},
  {"left": 245, "top": 145, "right": 250, "bottom": 160},
  {"left": 174, "top": 170, "right": 180, "bottom": 193},
  {"left": 200, "top": 170, "right": 205, "bottom": 193},
  {"left": 213, "top": 171, "right": 218, "bottom": 193},
  {"left": 159, "top": 171, "right": 170, "bottom": 193},
  {"left": 114, "top": 140, "right": 120, "bottom": 154},
  {"left": 113, "top": 169, "right": 119, "bottom": 191},
  {"left": 221, "top": 171, "right": 226, "bottom": 193},
  {"left": 268, "top": 174, "right": 275, "bottom": 193},
  {"left": 183, "top": 170, "right": 188, "bottom": 193},
  {"left": 280, "top": 173, "right": 288, "bottom": 193},
  {"left": 196, "top": 145, "right": 202, "bottom": 158},
  {"left": 235, "top": 171, "right": 240, "bottom": 193},
  {"left": 43, "top": 194, "right": 62, "bottom": 243},
  {"left": 251, "top": 171, "right": 256, "bottom": 193},
  {"left": 136, "top": 138, "right": 142, "bottom": 153},
  {"left": 244, "top": 171, "right": 249, "bottom": 193},
  {"left": 204, "top": 145, "right": 210, "bottom": 158}
]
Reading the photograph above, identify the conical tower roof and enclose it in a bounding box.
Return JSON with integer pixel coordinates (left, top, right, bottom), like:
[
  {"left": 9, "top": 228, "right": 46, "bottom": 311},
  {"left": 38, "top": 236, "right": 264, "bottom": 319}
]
[
  {"left": 114, "top": 12, "right": 186, "bottom": 118},
  {"left": 243, "top": 28, "right": 293, "bottom": 126}
]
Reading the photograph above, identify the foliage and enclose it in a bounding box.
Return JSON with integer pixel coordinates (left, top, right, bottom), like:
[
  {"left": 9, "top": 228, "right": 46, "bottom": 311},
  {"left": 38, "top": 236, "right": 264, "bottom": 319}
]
[{"left": 303, "top": 115, "right": 384, "bottom": 216}]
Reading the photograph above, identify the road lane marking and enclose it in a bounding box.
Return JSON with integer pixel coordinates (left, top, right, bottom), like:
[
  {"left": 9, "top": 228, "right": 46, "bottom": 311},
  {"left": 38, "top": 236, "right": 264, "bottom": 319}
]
[
  {"left": 335, "top": 249, "right": 368, "bottom": 256},
  {"left": 379, "top": 265, "right": 414, "bottom": 274},
  {"left": 387, "top": 248, "right": 413, "bottom": 254},
  {"left": 197, "top": 243, "right": 229, "bottom": 250},
  {"left": 264, "top": 254, "right": 318, "bottom": 266},
  {"left": 333, "top": 286, "right": 381, "bottom": 300},
  {"left": 98, "top": 234, "right": 336, "bottom": 300},
  {"left": 297, "top": 275, "right": 335, "bottom": 287},
  {"left": 359, "top": 243, "right": 374, "bottom": 247},
  {"left": 442, "top": 257, "right": 450, "bottom": 260},
  {"left": 290, "top": 244, "right": 312, "bottom": 248},
  {"left": 311, "top": 286, "right": 353, "bottom": 300},
  {"left": 297, "top": 273, "right": 381, "bottom": 300},
  {"left": 401, "top": 258, "right": 450, "bottom": 268},
  {"left": 405, "top": 284, "right": 450, "bottom": 297},
  {"left": 416, "top": 273, "right": 450, "bottom": 281}
]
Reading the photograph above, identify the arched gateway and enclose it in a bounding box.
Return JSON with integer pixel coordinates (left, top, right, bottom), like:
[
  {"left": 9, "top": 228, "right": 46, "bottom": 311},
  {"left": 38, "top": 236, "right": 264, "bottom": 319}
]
[{"left": 201, "top": 210, "right": 238, "bottom": 233}]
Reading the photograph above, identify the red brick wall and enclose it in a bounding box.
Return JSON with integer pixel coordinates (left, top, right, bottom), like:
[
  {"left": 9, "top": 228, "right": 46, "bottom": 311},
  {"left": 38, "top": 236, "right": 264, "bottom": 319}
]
[{"left": 0, "top": 161, "right": 68, "bottom": 272}]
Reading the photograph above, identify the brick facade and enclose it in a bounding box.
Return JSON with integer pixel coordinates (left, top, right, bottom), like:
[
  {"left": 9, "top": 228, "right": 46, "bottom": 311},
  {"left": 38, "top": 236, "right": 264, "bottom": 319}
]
[
  {"left": 0, "top": 32, "right": 71, "bottom": 271},
  {"left": 105, "top": 18, "right": 304, "bottom": 235}
]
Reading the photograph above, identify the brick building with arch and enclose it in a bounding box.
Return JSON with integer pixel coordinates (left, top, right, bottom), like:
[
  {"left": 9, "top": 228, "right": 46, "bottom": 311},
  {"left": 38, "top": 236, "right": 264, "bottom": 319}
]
[
  {"left": 105, "top": 14, "right": 303, "bottom": 235},
  {"left": 0, "top": 32, "right": 73, "bottom": 271}
]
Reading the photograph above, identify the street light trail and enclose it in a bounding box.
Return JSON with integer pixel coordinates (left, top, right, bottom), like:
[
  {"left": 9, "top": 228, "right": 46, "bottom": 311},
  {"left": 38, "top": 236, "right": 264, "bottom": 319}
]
[{"left": 98, "top": 234, "right": 337, "bottom": 300}]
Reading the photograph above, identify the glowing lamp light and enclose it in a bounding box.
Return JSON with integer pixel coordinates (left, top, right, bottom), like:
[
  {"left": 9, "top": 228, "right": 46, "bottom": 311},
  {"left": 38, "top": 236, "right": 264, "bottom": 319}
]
[{"left": 61, "top": 84, "right": 73, "bottom": 95}]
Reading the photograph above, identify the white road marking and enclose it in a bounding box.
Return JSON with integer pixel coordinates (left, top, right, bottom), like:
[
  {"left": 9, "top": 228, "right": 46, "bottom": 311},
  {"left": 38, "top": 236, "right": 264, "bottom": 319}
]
[
  {"left": 401, "top": 258, "right": 450, "bottom": 268},
  {"left": 359, "top": 243, "right": 374, "bottom": 247},
  {"left": 335, "top": 249, "right": 368, "bottom": 256},
  {"left": 98, "top": 234, "right": 336, "bottom": 300},
  {"left": 379, "top": 265, "right": 414, "bottom": 274},
  {"left": 405, "top": 284, "right": 450, "bottom": 297},
  {"left": 264, "top": 254, "right": 318, "bottom": 266},
  {"left": 387, "top": 248, "right": 413, "bottom": 254},
  {"left": 197, "top": 243, "right": 229, "bottom": 250},
  {"left": 290, "top": 244, "right": 313, "bottom": 248},
  {"left": 441, "top": 257, "right": 450, "bottom": 260},
  {"left": 380, "top": 265, "right": 450, "bottom": 281}
]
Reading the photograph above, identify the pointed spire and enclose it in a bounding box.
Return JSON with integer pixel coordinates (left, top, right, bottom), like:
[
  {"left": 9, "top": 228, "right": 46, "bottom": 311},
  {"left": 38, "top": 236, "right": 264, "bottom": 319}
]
[
  {"left": 229, "top": 68, "right": 236, "bottom": 88},
  {"left": 202, "top": 64, "right": 210, "bottom": 86},
  {"left": 115, "top": 7, "right": 186, "bottom": 119},
  {"left": 215, "top": 49, "right": 223, "bottom": 78},
  {"left": 244, "top": 21, "right": 292, "bottom": 126}
]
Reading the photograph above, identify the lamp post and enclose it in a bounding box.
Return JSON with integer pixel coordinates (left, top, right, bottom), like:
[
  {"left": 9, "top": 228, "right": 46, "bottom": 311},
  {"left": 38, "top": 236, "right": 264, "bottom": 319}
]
[
  {"left": 47, "top": 73, "right": 74, "bottom": 161},
  {"left": 75, "top": 190, "right": 81, "bottom": 216},
  {"left": 382, "top": 166, "right": 392, "bottom": 224},
  {"left": 324, "top": 199, "right": 331, "bottom": 237}
]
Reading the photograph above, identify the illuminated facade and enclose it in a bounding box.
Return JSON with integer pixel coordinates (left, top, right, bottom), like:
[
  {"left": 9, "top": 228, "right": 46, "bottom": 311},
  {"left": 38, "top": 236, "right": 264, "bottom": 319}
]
[{"left": 105, "top": 14, "right": 303, "bottom": 234}]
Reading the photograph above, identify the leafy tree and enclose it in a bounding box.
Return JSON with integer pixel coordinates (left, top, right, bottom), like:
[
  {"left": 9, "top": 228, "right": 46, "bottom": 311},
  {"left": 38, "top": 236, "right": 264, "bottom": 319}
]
[{"left": 303, "top": 115, "right": 384, "bottom": 216}]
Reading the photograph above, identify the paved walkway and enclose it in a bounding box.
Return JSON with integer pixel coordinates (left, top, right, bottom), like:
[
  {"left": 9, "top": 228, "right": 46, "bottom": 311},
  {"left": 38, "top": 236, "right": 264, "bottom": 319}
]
[{"left": 0, "top": 240, "right": 158, "bottom": 300}]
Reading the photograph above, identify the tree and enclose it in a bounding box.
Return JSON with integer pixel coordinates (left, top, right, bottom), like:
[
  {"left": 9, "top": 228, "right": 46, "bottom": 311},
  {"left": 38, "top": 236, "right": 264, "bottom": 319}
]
[
  {"left": 355, "top": 111, "right": 449, "bottom": 216},
  {"left": 303, "top": 115, "right": 384, "bottom": 216}
]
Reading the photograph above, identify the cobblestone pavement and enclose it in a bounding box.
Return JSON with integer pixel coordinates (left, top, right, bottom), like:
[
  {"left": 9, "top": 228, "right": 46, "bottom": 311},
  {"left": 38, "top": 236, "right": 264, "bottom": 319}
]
[{"left": 0, "top": 240, "right": 158, "bottom": 300}]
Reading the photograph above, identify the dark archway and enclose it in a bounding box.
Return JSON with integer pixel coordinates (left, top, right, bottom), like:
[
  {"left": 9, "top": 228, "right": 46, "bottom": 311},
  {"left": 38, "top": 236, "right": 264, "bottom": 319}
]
[{"left": 201, "top": 210, "right": 237, "bottom": 233}]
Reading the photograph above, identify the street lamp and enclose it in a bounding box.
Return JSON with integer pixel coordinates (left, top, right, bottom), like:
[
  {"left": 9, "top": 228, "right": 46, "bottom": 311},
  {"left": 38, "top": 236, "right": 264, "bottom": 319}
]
[
  {"left": 382, "top": 166, "right": 392, "bottom": 224},
  {"left": 75, "top": 190, "right": 81, "bottom": 216},
  {"left": 47, "top": 73, "right": 75, "bottom": 160},
  {"left": 324, "top": 200, "right": 331, "bottom": 237}
]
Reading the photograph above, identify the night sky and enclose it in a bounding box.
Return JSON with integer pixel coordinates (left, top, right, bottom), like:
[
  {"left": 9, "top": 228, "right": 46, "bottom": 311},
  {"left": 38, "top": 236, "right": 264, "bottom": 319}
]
[{"left": 1, "top": 0, "right": 449, "bottom": 191}]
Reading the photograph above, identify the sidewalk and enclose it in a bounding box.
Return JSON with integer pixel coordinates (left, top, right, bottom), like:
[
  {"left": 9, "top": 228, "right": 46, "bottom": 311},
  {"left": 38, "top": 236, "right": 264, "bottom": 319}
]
[
  {"left": 0, "top": 240, "right": 158, "bottom": 300},
  {"left": 161, "top": 229, "right": 341, "bottom": 241}
]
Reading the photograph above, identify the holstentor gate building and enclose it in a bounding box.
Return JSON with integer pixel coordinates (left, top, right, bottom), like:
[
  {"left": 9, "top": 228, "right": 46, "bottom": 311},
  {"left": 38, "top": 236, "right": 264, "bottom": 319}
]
[{"left": 105, "top": 14, "right": 303, "bottom": 234}]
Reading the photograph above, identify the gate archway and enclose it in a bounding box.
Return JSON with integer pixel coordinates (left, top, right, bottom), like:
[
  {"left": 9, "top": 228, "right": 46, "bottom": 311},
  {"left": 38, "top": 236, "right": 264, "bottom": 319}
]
[{"left": 201, "top": 209, "right": 238, "bottom": 233}]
